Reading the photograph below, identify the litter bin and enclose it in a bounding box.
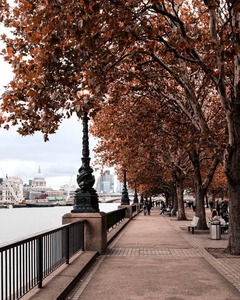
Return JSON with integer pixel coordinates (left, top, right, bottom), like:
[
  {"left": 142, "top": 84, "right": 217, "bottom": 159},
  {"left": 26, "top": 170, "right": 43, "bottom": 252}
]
[{"left": 210, "top": 221, "right": 221, "bottom": 240}]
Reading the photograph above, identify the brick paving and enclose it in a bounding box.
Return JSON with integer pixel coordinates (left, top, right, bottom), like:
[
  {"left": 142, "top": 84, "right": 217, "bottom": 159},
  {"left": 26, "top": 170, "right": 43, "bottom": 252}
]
[
  {"left": 173, "top": 217, "right": 240, "bottom": 292},
  {"left": 106, "top": 247, "right": 201, "bottom": 257},
  {"left": 167, "top": 210, "right": 240, "bottom": 292},
  {"left": 67, "top": 206, "right": 240, "bottom": 300}
]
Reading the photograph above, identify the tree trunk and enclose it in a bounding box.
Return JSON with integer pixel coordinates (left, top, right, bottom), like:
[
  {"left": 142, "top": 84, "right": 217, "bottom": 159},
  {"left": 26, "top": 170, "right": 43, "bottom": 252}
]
[
  {"left": 221, "top": 1, "right": 240, "bottom": 255},
  {"left": 174, "top": 169, "right": 186, "bottom": 220},
  {"left": 171, "top": 184, "right": 178, "bottom": 216},
  {"left": 225, "top": 83, "right": 240, "bottom": 254},
  {"left": 195, "top": 185, "right": 208, "bottom": 230},
  {"left": 165, "top": 191, "right": 170, "bottom": 207},
  {"left": 226, "top": 184, "right": 240, "bottom": 254},
  {"left": 189, "top": 150, "right": 208, "bottom": 230}
]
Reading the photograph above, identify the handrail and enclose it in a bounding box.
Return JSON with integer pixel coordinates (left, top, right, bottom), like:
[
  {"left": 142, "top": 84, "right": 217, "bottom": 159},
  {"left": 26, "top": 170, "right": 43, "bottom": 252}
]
[
  {"left": 131, "top": 204, "right": 137, "bottom": 213},
  {"left": 106, "top": 207, "right": 126, "bottom": 230},
  {"left": 0, "top": 220, "right": 85, "bottom": 300}
]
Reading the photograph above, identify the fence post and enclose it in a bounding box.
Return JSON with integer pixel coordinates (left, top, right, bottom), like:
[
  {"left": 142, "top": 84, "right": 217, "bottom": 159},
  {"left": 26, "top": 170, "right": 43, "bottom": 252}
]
[
  {"left": 36, "top": 237, "right": 43, "bottom": 288},
  {"left": 65, "top": 227, "right": 70, "bottom": 265}
]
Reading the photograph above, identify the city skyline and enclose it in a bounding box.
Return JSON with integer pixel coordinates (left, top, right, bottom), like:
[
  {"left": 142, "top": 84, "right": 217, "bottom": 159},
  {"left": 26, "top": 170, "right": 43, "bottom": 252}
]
[{"left": 2, "top": 166, "right": 122, "bottom": 194}]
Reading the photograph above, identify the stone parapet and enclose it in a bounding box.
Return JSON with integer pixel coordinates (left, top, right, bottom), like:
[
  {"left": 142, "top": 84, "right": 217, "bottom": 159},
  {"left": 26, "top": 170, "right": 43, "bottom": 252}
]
[
  {"left": 118, "top": 205, "right": 132, "bottom": 218},
  {"left": 62, "top": 212, "right": 107, "bottom": 254}
]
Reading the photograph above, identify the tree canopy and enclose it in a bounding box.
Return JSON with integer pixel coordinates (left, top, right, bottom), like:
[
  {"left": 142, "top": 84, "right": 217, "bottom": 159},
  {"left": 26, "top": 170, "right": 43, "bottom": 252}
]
[{"left": 1, "top": 0, "right": 240, "bottom": 253}]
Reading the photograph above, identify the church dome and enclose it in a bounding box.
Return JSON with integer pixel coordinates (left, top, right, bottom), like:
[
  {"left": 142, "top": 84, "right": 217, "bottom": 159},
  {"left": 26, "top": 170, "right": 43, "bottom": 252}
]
[
  {"left": 31, "top": 166, "right": 47, "bottom": 189},
  {"left": 34, "top": 166, "right": 44, "bottom": 179}
]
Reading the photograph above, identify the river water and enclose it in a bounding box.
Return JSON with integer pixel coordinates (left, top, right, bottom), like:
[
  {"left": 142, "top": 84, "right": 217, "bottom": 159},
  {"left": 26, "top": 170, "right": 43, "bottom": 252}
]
[{"left": 0, "top": 203, "right": 119, "bottom": 246}]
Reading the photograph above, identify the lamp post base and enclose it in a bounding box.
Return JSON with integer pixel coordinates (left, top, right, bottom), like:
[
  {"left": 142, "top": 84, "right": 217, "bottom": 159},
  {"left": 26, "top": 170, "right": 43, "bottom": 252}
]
[{"left": 71, "top": 189, "right": 99, "bottom": 213}]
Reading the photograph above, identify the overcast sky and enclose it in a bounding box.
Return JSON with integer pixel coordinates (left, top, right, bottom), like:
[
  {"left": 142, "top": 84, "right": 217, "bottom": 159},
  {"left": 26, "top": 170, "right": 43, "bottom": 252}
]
[{"left": 0, "top": 35, "right": 99, "bottom": 189}]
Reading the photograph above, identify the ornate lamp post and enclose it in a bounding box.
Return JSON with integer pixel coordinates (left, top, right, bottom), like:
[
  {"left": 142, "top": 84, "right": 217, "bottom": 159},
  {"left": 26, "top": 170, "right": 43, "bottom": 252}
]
[
  {"left": 121, "top": 169, "right": 130, "bottom": 205},
  {"left": 133, "top": 182, "right": 138, "bottom": 204},
  {"left": 71, "top": 111, "right": 99, "bottom": 213}
]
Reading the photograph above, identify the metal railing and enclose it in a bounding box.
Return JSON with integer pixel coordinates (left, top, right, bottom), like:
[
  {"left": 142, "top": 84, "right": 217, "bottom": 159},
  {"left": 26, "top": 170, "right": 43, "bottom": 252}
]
[
  {"left": 131, "top": 204, "right": 137, "bottom": 214},
  {"left": 0, "top": 220, "right": 84, "bottom": 300},
  {"left": 106, "top": 208, "right": 126, "bottom": 231}
]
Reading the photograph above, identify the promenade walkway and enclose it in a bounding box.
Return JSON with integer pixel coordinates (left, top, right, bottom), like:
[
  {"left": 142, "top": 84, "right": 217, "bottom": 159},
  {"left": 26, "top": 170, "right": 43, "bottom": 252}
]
[{"left": 66, "top": 207, "right": 240, "bottom": 300}]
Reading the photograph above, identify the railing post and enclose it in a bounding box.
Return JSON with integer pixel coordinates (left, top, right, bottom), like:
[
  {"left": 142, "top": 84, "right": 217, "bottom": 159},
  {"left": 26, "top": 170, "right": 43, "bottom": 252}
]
[
  {"left": 82, "top": 222, "right": 85, "bottom": 251},
  {"left": 66, "top": 227, "right": 70, "bottom": 265},
  {"left": 36, "top": 237, "right": 43, "bottom": 288}
]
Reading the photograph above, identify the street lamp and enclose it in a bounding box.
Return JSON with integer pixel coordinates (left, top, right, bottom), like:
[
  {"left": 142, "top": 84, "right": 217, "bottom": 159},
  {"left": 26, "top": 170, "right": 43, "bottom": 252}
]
[
  {"left": 133, "top": 182, "right": 138, "bottom": 204},
  {"left": 71, "top": 111, "right": 99, "bottom": 213},
  {"left": 121, "top": 169, "right": 130, "bottom": 205}
]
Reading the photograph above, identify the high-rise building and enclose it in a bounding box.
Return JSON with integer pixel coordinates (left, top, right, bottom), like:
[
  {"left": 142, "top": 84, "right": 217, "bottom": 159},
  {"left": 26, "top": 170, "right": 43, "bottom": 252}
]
[
  {"left": 114, "top": 176, "right": 124, "bottom": 193},
  {"left": 96, "top": 170, "right": 114, "bottom": 193}
]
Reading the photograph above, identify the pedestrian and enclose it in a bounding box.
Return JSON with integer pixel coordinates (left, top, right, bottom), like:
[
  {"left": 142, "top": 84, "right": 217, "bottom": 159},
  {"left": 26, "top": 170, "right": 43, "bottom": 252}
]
[
  {"left": 143, "top": 201, "right": 147, "bottom": 216},
  {"left": 192, "top": 202, "right": 196, "bottom": 212},
  {"left": 147, "top": 201, "right": 151, "bottom": 215},
  {"left": 160, "top": 201, "right": 166, "bottom": 215},
  {"left": 209, "top": 198, "right": 214, "bottom": 211},
  {"left": 216, "top": 199, "right": 221, "bottom": 216},
  {"left": 212, "top": 209, "right": 218, "bottom": 218},
  {"left": 220, "top": 200, "right": 228, "bottom": 221}
]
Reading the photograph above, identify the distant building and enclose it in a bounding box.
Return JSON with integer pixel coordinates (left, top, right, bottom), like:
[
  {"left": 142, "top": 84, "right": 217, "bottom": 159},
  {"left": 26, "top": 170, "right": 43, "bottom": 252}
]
[
  {"left": 30, "top": 166, "right": 47, "bottom": 188},
  {"left": 0, "top": 176, "right": 23, "bottom": 203},
  {"left": 114, "top": 177, "right": 124, "bottom": 193},
  {"left": 23, "top": 166, "right": 50, "bottom": 200},
  {"left": 51, "top": 184, "right": 77, "bottom": 202},
  {"left": 96, "top": 170, "right": 114, "bottom": 193}
]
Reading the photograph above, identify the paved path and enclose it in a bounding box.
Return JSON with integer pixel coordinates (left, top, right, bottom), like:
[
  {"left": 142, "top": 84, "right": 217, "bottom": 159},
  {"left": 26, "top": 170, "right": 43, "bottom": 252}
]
[{"left": 66, "top": 207, "right": 240, "bottom": 300}]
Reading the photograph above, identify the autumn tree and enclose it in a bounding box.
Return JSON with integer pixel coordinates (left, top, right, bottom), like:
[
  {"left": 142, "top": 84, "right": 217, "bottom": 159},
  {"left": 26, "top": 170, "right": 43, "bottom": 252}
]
[
  {"left": 91, "top": 76, "right": 219, "bottom": 223},
  {"left": 1, "top": 0, "right": 240, "bottom": 253},
  {"left": 90, "top": 32, "right": 225, "bottom": 227},
  {"left": 208, "top": 164, "right": 228, "bottom": 204},
  {"left": 144, "top": 0, "right": 240, "bottom": 254}
]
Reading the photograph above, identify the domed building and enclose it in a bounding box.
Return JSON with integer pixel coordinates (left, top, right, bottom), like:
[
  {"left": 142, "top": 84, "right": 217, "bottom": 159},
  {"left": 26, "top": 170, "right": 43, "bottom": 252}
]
[
  {"left": 30, "top": 166, "right": 47, "bottom": 188},
  {"left": 22, "top": 167, "right": 71, "bottom": 202},
  {"left": 23, "top": 167, "right": 49, "bottom": 200}
]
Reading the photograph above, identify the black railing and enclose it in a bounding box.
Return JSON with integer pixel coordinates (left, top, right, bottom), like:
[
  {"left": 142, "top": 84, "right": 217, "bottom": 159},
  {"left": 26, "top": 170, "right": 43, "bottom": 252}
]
[
  {"left": 106, "top": 208, "right": 126, "bottom": 231},
  {"left": 0, "top": 220, "right": 84, "bottom": 300},
  {"left": 131, "top": 204, "right": 137, "bottom": 214}
]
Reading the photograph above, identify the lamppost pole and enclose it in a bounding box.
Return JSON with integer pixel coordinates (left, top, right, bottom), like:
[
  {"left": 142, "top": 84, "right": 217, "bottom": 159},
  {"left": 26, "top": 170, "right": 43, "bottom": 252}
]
[
  {"left": 121, "top": 169, "right": 130, "bottom": 205},
  {"left": 71, "top": 111, "right": 99, "bottom": 213},
  {"left": 133, "top": 182, "right": 138, "bottom": 204}
]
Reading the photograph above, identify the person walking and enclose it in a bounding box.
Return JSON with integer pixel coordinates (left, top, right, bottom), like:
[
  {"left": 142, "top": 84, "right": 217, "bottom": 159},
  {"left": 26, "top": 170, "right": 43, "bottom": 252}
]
[
  {"left": 143, "top": 201, "right": 147, "bottom": 216},
  {"left": 160, "top": 201, "right": 166, "bottom": 215},
  {"left": 147, "top": 201, "right": 151, "bottom": 215},
  {"left": 209, "top": 198, "right": 214, "bottom": 211}
]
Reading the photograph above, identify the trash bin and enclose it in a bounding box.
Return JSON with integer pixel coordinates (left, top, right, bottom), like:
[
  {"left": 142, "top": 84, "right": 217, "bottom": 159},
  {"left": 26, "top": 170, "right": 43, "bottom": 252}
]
[{"left": 210, "top": 221, "right": 221, "bottom": 240}]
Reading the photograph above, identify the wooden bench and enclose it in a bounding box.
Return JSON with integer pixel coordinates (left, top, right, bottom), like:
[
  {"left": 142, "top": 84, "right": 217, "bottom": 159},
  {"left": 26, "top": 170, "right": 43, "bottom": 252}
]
[{"left": 187, "top": 216, "right": 199, "bottom": 234}]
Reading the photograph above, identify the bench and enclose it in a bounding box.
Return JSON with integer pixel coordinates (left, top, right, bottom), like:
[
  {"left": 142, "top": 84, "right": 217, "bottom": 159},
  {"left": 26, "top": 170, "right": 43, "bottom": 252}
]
[
  {"left": 163, "top": 209, "right": 172, "bottom": 216},
  {"left": 187, "top": 216, "right": 199, "bottom": 234}
]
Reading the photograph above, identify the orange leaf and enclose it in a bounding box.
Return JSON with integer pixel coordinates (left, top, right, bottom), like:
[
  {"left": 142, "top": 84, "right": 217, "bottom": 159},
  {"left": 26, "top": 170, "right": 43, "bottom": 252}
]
[{"left": 7, "top": 47, "right": 14, "bottom": 56}]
